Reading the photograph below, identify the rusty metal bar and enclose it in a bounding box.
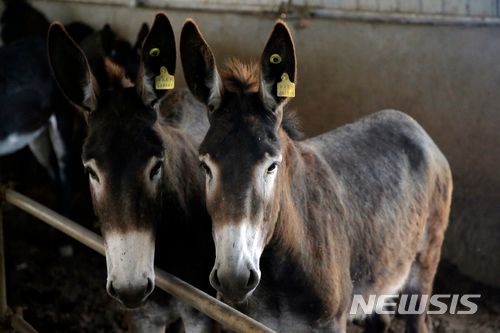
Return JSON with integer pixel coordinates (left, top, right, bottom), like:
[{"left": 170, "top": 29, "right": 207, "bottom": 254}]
[
  {"left": 4, "top": 190, "right": 105, "bottom": 256},
  {"left": 2, "top": 189, "right": 275, "bottom": 333},
  {"left": 155, "top": 270, "right": 272, "bottom": 333},
  {"left": 0, "top": 192, "right": 38, "bottom": 332},
  {"left": 0, "top": 201, "right": 7, "bottom": 316}
]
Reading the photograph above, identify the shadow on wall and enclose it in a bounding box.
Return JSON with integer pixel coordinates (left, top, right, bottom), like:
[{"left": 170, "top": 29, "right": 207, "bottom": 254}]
[{"left": 30, "top": 1, "right": 500, "bottom": 288}]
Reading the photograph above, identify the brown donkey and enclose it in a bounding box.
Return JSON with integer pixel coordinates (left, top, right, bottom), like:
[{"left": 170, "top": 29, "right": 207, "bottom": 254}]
[
  {"left": 181, "top": 20, "right": 452, "bottom": 332},
  {"left": 48, "top": 14, "right": 214, "bottom": 332}
]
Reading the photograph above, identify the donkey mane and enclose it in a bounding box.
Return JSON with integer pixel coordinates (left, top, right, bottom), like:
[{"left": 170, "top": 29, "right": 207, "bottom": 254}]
[
  {"left": 221, "top": 58, "right": 260, "bottom": 93},
  {"left": 90, "top": 57, "right": 132, "bottom": 93},
  {"left": 104, "top": 57, "right": 126, "bottom": 80},
  {"left": 221, "top": 58, "right": 303, "bottom": 140},
  {"left": 280, "top": 109, "right": 303, "bottom": 141}
]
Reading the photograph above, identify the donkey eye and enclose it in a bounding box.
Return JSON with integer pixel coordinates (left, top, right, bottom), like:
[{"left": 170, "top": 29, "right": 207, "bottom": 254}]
[
  {"left": 199, "top": 161, "right": 212, "bottom": 178},
  {"left": 85, "top": 166, "right": 99, "bottom": 183},
  {"left": 267, "top": 162, "right": 279, "bottom": 174},
  {"left": 150, "top": 161, "right": 163, "bottom": 180}
]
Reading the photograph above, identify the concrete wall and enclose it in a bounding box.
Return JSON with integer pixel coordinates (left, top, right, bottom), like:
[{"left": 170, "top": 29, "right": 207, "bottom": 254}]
[{"left": 19, "top": 1, "right": 500, "bottom": 287}]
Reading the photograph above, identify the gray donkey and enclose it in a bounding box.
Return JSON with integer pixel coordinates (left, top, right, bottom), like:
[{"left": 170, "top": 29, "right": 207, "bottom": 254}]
[{"left": 180, "top": 19, "right": 452, "bottom": 333}]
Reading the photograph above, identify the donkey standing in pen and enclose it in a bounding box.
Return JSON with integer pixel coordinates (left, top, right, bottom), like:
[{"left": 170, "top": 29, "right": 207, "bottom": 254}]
[
  {"left": 181, "top": 20, "right": 452, "bottom": 333},
  {"left": 48, "top": 14, "right": 214, "bottom": 332},
  {"left": 0, "top": 0, "right": 147, "bottom": 200}
]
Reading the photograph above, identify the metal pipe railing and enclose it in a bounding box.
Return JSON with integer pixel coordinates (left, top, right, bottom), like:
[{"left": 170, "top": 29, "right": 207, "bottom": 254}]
[
  {"left": 0, "top": 201, "right": 7, "bottom": 315},
  {"left": 10, "top": 315, "right": 38, "bottom": 333},
  {"left": 0, "top": 190, "right": 39, "bottom": 332},
  {"left": 1, "top": 188, "right": 275, "bottom": 333}
]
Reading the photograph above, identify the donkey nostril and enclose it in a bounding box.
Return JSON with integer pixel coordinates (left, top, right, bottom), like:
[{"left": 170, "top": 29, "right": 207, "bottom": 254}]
[
  {"left": 145, "top": 278, "right": 154, "bottom": 296},
  {"left": 246, "top": 269, "right": 259, "bottom": 289},
  {"left": 107, "top": 282, "right": 118, "bottom": 298},
  {"left": 211, "top": 269, "right": 221, "bottom": 289}
]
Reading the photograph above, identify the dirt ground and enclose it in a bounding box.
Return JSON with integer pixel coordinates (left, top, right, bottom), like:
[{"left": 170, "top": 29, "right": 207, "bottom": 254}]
[{"left": 1, "top": 149, "right": 500, "bottom": 333}]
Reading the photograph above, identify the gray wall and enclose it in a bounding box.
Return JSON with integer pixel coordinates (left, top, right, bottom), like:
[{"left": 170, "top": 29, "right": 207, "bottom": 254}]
[{"left": 26, "top": 1, "right": 500, "bottom": 287}]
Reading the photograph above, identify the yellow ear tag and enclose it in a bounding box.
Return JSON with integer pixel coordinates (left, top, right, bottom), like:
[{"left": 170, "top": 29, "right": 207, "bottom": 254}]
[
  {"left": 277, "top": 73, "right": 295, "bottom": 98},
  {"left": 149, "top": 48, "right": 160, "bottom": 57},
  {"left": 155, "top": 66, "right": 175, "bottom": 90},
  {"left": 270, "top": 53, "right": 282, "bottom": 64}
]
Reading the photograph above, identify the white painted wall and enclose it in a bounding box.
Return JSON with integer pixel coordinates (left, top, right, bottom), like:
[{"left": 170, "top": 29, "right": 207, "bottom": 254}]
[{"left": 61, "top": 0, "right": 500, "bottom": 17}]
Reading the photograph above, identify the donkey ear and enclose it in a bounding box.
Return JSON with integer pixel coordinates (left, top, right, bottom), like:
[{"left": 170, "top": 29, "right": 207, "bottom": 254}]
[
  {"left": 136, "top": 13, "right": 176, "bottom": 106},
  {"left": 180, "top": 19, "right": 221, "bottom": 106},
  {"left": 135, "top": 23, "right": 150, "bottom": 50},
  {"left": 100, "top": 23, "right": 116, "bottom": 56},
  {"left": 260, "top": 21, "right": 296, "bottom": 109},
  {"left": 47, "top": 22, "right": 98, "bottom": 113}
]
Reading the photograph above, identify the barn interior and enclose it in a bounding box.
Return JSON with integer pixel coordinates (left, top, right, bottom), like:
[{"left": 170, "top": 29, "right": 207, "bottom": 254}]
[{"left": 0, "top": 0, "right": 499, "bottom": 332}]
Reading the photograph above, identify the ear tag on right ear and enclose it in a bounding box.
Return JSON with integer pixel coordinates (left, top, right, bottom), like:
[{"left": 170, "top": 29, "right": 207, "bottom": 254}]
[
  {"left": 277, "top": 73, "right": 295, "bottom": 98},
  {"left": 155, "top": 66, "right": 175, "bottom": 90},
  {"left": 270, "top": 54, "right": 282, "bottom": 64}
]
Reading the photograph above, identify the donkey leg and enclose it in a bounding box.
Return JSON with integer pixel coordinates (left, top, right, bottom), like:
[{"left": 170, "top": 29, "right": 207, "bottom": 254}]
[
  {"left": 402, "top": 263, "right": 432, "bottom": 333},
  {"left": 47, "top": 115, "right": 69, "bottom": 197},
  {"left": 363, "top": 313, "right": 391, "bottom": 333},
  {"left": 403, "top": 177, "right": 451, "bottom": 333},
  {"left": 129, "top": 316, "right": 167, "bottom": 333},
  {"left": 47, "top": 114, "right": 74, "bottom": 223},
  {"left": 328, "top": 311, "right": 348, "bottom": 333},
  {"left": 178, "top": 303, "right": 213, "bottom": 333},
  {"left": 127, "top": 300, "right": 177, "bottom": 333},
  {"left": 28, "top": 128, "right": 57, "bottom": 181}
]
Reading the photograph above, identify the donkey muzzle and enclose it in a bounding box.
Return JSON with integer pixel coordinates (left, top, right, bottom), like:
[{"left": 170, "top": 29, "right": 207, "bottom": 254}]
[
  {"left": 107, "top": 278, "right": 154, "bottom": 308},
  {"left": 104, "top": 230, "right": 156, "bottom": 308},
  {"left": 210, "top": 264, "right": 260, "bottom": 303},
  {"left": 211, "top": 223, "right": 264, "bottom": 302}
]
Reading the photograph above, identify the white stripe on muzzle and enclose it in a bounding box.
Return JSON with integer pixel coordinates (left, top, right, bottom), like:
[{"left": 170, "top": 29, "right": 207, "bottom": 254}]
[
  {"left": 213, "top": 222, "right": 263, "bottom": 276},
  {"left": 105, "top": 230, "right": 155, "bottom": 291}
]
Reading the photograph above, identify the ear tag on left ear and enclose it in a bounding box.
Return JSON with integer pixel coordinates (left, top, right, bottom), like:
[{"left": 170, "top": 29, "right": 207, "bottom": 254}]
[
  {"left": 155, "top": 66, "right": 175, "bottom": 90},
  {"left": 277, "top": 73, "right": 295, "bottom": 98},
  {"left": 149, "top": 48, "right": 160, "bottom": 57}
]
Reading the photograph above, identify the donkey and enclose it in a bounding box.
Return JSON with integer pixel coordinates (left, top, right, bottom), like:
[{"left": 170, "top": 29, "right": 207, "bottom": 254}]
[
  {"left": 48, "top": 14, "right": 214, "bottom": 332},
  {"left": 180, "top": 20, "right": 452, "bottom": 333},
  {"left": 0, "top": 37, "right": 64, "bottom": 183},
  {"left": 0, "top": 0, "right": 144, "bottom": 194}
]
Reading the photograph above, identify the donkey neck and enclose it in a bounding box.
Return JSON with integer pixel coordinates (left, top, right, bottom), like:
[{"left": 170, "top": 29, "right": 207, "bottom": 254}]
[
  {"left": 272, "top": 130, "right": 352, "bottom": 320},
  {"left": 158, "top": 123, "right": 204, "bottom": 220},
  {"left": 274, "top": 130, "right": 347, "bottom": 251},
  {"left": 154, "top": 99, "right": 213, "bottom": 291},
  {"left": 159, "top": 89, "right": 209, "bottom": 145},
  {"left": 273, "top": 132, "right": 307, "bottom": 252},
  {"left": 157, "top": 89, "right": 208, "bottom": 217}
]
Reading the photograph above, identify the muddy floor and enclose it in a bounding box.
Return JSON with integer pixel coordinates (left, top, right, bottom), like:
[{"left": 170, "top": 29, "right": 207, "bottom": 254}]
[{"left": 1, "top": 149, "right": 500, "bottom": 333}]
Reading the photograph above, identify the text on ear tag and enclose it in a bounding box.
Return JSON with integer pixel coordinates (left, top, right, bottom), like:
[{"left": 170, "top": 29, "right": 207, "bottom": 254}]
[
  {"left": 155, "top": 66, "right": 175, "bottom": 90},
  {"left": 277, "top": 73, "right": 295, "bottom": 98}
]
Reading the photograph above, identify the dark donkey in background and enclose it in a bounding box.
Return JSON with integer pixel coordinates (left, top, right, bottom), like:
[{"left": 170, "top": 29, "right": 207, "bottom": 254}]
[
  {"left": 48, "top": 14, "right": 214, "bottom": 332},
  {"left": 0, "top": 0, "right": 147, "bottom": 202},
  {"left": 181, "top": 20, "right": 452, "bottom": 332}
]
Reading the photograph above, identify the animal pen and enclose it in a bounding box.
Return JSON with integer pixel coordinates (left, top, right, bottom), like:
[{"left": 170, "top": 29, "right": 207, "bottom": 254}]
[
  {"left": 1, "top": 0, "right": 500, "bottom": 332},
  {"left": 0, "top": 187, "right": 275, "bottom": 333}
]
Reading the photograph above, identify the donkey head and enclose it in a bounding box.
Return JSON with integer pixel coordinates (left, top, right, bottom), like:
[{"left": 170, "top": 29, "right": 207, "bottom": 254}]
[
  {"left": 48, "top": 14, "right": 176, "bottom": 308},
  {"left": 102, "top": 22, "right": 150, "bottom": 80},
  {"left": 181, "top": 20, "right": 296, "bottom": 302}
]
